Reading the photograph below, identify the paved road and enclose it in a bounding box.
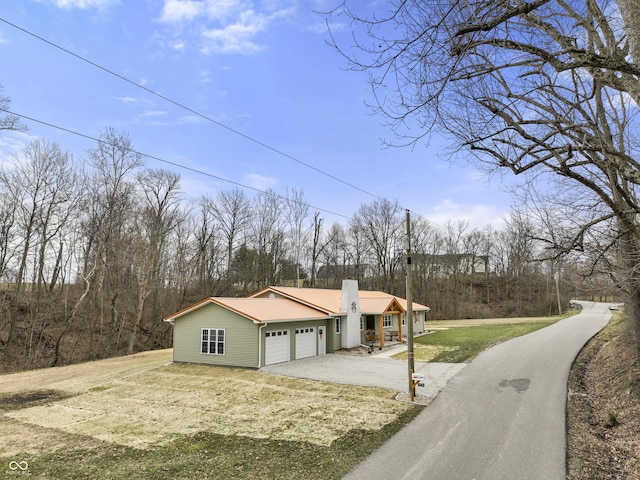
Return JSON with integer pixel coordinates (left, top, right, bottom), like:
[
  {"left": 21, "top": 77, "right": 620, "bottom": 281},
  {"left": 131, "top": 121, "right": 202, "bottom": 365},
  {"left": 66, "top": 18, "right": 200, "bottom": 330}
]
[{"left": 342, "top": 301, "right": 611, "bottom": 480}]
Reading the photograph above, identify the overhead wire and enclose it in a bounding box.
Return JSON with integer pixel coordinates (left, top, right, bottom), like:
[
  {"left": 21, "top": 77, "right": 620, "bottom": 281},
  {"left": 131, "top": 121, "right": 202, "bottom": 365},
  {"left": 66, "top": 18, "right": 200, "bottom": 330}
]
[
  {"left": 0, "top": 16, "right": 383, "bottom": 203},
  {"left": 0, "top": 107, "right": 351, "bottom": 220},
  {"left": 0, "top": 15, "right": 447, "bottom": 231}
]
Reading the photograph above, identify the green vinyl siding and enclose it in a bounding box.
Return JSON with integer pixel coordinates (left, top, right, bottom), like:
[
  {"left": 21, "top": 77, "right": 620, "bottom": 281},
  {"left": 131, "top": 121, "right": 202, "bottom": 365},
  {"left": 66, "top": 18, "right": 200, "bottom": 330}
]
[{"left": 173, "top": 303, "right": 259, "bottom": 368}]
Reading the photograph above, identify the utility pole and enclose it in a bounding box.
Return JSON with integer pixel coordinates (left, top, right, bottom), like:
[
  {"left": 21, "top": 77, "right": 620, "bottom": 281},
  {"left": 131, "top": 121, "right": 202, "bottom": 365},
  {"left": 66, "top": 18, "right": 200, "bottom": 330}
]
[{"left": 405, "top": 209, "right": 416, "bottom": 400}]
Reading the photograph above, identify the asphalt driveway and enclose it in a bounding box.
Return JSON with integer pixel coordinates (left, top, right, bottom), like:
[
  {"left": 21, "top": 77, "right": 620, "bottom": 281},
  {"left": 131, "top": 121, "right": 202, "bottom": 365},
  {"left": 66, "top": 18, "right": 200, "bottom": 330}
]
[{"left": 261, "top": 348, "right": 466, "bottom": 399}]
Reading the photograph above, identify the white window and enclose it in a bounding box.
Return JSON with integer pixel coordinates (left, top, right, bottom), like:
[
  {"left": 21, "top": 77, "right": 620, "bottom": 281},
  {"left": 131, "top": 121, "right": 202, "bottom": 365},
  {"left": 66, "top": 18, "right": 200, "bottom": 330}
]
[
  {"left": 401, "top": 314, "right": 406, "bottom": 327},
  {"left": 201, "top": 328, "right": 225, "bottom": 355},
  {"left": 335, "top": 317, "right": 341, "bottom": 334},
  {"left": 383, "top": 314, "right": 392, "bottom": 328}
]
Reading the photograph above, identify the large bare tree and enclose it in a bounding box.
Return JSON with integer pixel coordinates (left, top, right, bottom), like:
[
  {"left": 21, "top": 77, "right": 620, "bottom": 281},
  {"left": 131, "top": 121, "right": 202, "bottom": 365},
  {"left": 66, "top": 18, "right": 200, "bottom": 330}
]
[
  {"left": 332, "top": 0, "right": 640, "bottom": 359},
  {"left": 83, "top": 128, "right": 142, "bottom": 351}
]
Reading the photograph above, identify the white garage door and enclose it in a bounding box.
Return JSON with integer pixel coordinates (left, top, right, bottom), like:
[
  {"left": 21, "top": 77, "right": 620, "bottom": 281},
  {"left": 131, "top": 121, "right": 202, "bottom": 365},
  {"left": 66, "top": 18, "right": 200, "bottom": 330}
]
[
  {"left": 295, "top": 327, "right": 317, "bottom": 360},
  {"left": 265, "top": 330, "right": 290, "bottom": 365}
]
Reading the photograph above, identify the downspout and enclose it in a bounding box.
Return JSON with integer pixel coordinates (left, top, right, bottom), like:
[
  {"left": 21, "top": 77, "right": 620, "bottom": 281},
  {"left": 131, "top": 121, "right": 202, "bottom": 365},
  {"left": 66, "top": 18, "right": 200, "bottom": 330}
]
[
  {"left": 258, "top": 322, "right": 268, "bottom": 368},
  {"left": 164, "top": 319, "right": 175, "bottom": 362}
]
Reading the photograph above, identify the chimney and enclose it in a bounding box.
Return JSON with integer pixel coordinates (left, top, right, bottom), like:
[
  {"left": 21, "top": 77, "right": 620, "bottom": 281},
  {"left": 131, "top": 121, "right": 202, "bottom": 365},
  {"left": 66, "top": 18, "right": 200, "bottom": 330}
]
[{"left": 340, "top": 279, "right": 361, "bottom": 349}]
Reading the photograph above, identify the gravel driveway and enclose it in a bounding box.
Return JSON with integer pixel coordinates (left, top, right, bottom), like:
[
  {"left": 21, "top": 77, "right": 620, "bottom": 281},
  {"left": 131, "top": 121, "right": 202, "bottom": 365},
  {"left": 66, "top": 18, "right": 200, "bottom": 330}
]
[{"left": 261, "top": 347, "right": 466, "bottom": 400}]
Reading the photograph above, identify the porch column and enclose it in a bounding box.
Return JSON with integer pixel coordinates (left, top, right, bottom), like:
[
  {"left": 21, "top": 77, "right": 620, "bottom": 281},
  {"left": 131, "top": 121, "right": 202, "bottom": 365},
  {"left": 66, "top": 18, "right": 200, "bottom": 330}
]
[
  {"left": 398, "top": 312, "right": 403, "bottom": 342},
  {"left": 379, "top": 314, "right": 385, "bottom": 347}
]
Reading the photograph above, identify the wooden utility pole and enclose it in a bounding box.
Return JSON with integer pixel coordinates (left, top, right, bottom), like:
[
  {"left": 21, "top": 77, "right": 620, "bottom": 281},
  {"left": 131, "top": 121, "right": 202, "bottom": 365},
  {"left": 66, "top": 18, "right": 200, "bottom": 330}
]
[{"left": 405, "top": 209, "right": 415, "bottom": 400}]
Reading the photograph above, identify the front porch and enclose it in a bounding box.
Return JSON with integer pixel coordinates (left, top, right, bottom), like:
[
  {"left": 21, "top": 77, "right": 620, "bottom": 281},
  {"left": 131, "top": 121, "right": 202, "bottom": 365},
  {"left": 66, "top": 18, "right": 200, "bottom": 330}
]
[{"left": 364, "top": 330, "right": 403, "bottom": 344}]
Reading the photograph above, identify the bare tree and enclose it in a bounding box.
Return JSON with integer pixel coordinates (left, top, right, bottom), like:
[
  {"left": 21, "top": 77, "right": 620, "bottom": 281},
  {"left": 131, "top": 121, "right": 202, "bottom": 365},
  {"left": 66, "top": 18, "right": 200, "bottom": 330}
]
[
  {"left": 128, "top": 168, "right": 182, "bottom": 354},
  {"left": 0, "top": 139, "right": 80, "bottom": 365},
  {"left": 250, "top": 190, "right": 285, "bottom": 288},
  {"left": 283, "top": 188, "right": 310, "bottom": 287},
  {"left": 193, "top": 197, "right": 224, "bottom": 294},
  {"left": 351, "top": 198, "right": 403, "bottom": 290},
  {"left": 320, "top": 222, "right": 349, "bottom": 287},
  {"left": 309, "top": 212, "right": 329, "bottom": 286},
  {"left": 0, "top": 189, "right": 16, "bottom": 282},
  {"left": 83, "top": 128, "right": 142, "bottom": 351},
  {"left": 333, "top": 0, "right": 640, "bottom": 359},
  {"left": 208, "top": 188, "right": 252, "bottom": 292}
]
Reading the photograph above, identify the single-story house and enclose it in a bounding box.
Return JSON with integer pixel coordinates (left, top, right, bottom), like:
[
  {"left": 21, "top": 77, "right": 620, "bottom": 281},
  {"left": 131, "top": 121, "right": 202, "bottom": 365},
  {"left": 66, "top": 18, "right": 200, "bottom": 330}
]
[{"left": 163, "top": 280, "right": 430, "bottom": 368}]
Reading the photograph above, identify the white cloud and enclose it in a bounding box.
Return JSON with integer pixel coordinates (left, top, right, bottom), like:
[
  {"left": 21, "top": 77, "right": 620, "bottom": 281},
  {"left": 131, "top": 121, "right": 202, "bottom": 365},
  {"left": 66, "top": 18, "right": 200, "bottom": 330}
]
[
  {"left": 141, "top": 110, "right": 168, "bottom": 117},
  {"left": 242, "top": 172, "right": 277, "bottom": 191},
  {"left": 159, "top": 0, "right": 206, "bottom": 23},
  {"left": 426, "top": 199, "right": 506, "bottom": 230},
  {"left": 171, "top": 41, "right": 187, "bottom": 51},
  {"left": 47, "top": 0, "right": 119, "bottom": 9},
  {"left": 116, "top": 96, "right": 137, "bottom": 103},
  {"left": 158, "top": 0, "right": 296, "bottom": 55},
  {"left": 159, "top": 0, "right": 244, "bottom": 23},
  {"left": 0, "top": 131, "right": 34, "bottom": 168},
  {"left": 201, "top": 9, "right": 269, "bottom": 54}
]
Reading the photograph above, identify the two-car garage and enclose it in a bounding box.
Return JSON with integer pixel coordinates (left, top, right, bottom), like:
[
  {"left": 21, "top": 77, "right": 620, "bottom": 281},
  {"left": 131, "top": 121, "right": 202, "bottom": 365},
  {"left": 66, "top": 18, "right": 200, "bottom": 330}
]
[{"left": 264, "top": 325, "right": 325, "bottom": 365}]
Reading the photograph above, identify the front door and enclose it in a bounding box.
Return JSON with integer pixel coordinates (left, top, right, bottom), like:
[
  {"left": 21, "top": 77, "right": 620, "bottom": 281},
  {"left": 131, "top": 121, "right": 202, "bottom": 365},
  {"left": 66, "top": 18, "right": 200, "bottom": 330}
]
[
  {"left": 366, "top": 315, "right": 375, "bottom": 330},
  {"left": 318, "top": 326, "right": 326, "bottom": 355}
]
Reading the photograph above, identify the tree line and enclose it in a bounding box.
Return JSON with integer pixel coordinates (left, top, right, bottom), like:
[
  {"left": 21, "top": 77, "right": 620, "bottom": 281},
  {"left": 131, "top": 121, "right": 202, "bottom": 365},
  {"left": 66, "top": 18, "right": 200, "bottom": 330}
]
[{"left": 0, "top": 116, "right": 613, "bottom": 372}]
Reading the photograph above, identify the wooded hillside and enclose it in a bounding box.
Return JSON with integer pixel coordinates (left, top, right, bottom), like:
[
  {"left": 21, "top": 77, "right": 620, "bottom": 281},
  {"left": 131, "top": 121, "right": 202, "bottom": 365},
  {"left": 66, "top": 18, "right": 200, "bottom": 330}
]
[{"left": 0, "top": 127, "right": 619, "bottom": 373}]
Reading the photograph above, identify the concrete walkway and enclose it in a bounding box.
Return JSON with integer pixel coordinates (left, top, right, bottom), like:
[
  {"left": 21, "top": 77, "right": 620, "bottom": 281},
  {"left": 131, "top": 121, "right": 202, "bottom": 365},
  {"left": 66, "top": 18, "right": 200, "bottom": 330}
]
[{"left": 261, "top": 345, "right": 466, "bottom": 400}]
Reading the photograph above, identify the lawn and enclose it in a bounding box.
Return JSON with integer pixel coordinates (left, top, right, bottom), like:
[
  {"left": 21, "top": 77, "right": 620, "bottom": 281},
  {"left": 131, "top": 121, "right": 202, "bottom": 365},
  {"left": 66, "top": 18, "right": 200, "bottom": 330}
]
[
  {"left": 0, "top": 350, "right": 421, "bottom": 480},
  {"left": 393, "top": 316, "right": 566, "bottom": 363}
]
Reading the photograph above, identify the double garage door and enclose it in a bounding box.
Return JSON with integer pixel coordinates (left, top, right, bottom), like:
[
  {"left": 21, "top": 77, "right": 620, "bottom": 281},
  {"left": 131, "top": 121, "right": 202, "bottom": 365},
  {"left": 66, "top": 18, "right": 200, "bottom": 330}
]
[{"left": 264, "top": 327, "right": 319, "bottom": 365}]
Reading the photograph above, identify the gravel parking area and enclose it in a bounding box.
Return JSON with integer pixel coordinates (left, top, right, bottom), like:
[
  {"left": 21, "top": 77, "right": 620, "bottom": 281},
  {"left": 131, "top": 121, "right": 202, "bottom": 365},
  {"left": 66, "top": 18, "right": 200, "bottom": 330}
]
[{"left": 261, "top": 347, "right": 466, "bottom": 400}]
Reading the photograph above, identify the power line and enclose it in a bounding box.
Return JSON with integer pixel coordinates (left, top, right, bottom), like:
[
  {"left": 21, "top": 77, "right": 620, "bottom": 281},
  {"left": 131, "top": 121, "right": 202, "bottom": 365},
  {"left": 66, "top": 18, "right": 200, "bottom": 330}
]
[
  {"left": 3, "top": 104, "right": 450, "bottom": 233},
  {"left": 0, "top": 16, "right": 449, "bottom": 231},
  {"left": 0, "top": 107, "right": 351, "bottom": 220},
  {"left": 0, "top": 16, "right": 384, "bottom": 203}
]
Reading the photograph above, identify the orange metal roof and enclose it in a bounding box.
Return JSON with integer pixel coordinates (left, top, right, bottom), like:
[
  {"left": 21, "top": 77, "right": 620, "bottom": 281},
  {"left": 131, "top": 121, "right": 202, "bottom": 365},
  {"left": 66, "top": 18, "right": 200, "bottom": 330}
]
[
  {"left": 251, "top": 286, "right": 430, "bottom": 314},
  {"left": 163, "top": 297, "right": 330, "bottom": 323},
  {"left": 250, "top": 286, "right": 344, "bottom": 314}
]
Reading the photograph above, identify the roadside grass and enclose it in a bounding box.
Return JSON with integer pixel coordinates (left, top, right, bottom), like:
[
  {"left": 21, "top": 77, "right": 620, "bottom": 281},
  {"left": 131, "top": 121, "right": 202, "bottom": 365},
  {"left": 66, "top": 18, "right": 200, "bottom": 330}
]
[{"left": 394, "top": 316, "right": 567, "bottom": 363}]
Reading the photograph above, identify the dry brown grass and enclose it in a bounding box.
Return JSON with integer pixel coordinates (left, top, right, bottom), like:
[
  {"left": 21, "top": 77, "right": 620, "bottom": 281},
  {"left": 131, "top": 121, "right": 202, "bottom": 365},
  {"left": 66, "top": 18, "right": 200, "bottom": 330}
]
[{"left": 0, "top": 350, "right": 414, "bottom": 458}]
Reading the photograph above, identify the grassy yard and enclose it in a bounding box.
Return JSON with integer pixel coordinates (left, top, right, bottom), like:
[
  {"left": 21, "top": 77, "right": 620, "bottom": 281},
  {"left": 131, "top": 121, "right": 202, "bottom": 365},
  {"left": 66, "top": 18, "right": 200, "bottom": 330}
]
[
  {"left": 0, "top": 351, "right": 421, "bottom": 480},
  {"left": 393, "top": 315, "right": 568, "bottom": 363}
]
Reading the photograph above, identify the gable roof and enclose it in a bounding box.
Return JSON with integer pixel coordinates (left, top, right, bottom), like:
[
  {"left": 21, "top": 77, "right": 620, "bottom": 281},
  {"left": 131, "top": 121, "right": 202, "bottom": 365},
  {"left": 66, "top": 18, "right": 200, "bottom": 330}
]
[
  {"left": 250, "top": 286, "right": 430, "bottom": 314},
  {"left": 251, "top": 286, "right": 343, "bottom": 314},
  {"left": 163, "top": 297, "right": 330, "bottom": 324},
  {"left": 360, "top": 297, "right": 404, "bottom": 315}
]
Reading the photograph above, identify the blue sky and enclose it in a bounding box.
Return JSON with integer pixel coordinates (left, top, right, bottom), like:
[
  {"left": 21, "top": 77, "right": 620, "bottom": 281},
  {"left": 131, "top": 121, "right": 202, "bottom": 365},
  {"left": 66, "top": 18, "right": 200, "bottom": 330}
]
[{"left": 0, "top": 0, "right": 513, "bottom": 227}]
